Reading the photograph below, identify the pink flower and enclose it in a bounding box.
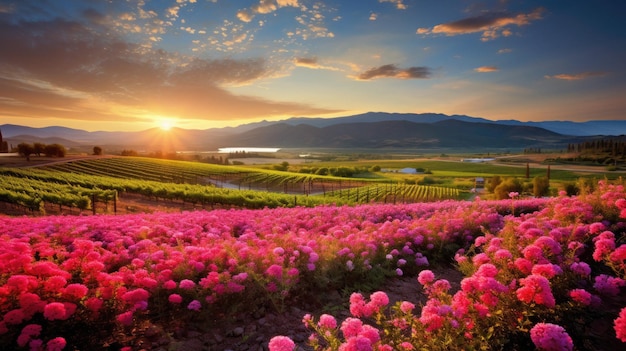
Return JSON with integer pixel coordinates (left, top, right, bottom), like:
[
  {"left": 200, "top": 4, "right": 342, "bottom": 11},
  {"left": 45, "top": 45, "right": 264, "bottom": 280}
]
[
  {"left": 494, "top": 249, "right": 512, "bottom": 260},
  {"left": 179, "top": 279, "right": 196, "bottom": 289},
  {"left": 417, "top": 270, "right": 435, "bottom": 285},
  {"left": 116, "top": 311, "right": 134, "bottom": 326},
  {"left": 369, "top": 291, "right": 389, "bottom": 309},
  {"left": 44, "top": 276, "right": 67, "bottom": 292},
  {"left": 43, "top": 302, "right": 68, "bottom": 321},
  {"left": 268, "top": 336, "right": 295, "bottom": 351},
  {"left": 85, "top": 297, "right": 103, "bottom": 313},
  {"left": 318, "top": 314, "right": 337, "bottom": 329},
  {"left": 615, "top": 307, "right": 626, "bottom": 342},
  {"left": 46, "top": 336, "right": 67, "bottom": 351},
  {"left": 516, "top": 274, "right": 555, "bottom": 308},
  {"left": 187, "top": 300, "right": 201, "bottom": 311},
  {"left": 163, "top": 280, "right": 177, "bottom": 289},
  {"left": 594, "top": 274, "right": 625, "bottom": 296},
  {"left": 341, "top": 318, "right": 364, "bottom": 339},
  {"left": 569, "top": 289, "right": 592, "bottom": 305},
  {"left": 400, "top": 301, "right": 415, "bottom": 314},
  {"left": 593, "top": 238, "right": 615, "bottom": 261},
  {"left": 359, "top": 324, "right": 381, "bottom": 344},
  {"left": 122, "top": 288, "right": 150, "bottom": 305},
  {"left": 266, "top": 264, "right": 283, "bottom": 279},
  {"left": 168, "top": 294, "right": 183, "bottom": 304},
  {"left": 531, "top": 264, "right": 562, "bottom": 279},
  {"left": 64, "top": 283, "right": 89, "bottom": 300},
  {"left": 569, "top": 261, "right": 591, "bottom": 276},
  {"left": 530, "top": 323, "right": 573, "bottom": 351}
]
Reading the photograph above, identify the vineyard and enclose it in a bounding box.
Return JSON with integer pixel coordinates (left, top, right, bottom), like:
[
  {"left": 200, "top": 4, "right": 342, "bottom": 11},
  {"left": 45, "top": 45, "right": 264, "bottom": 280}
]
[{"left": 0, "top": 157, "right": 464, "bottom": 215}]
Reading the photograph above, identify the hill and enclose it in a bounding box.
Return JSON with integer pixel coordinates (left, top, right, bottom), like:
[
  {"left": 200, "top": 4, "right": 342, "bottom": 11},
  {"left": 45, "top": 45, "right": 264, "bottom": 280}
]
[{"left": 2, "top": 112, "right": 624, "bottom": 151}]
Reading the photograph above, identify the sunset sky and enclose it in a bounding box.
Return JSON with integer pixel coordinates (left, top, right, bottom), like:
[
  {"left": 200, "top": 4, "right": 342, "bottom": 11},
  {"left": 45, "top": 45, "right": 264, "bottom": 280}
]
[{"left": 0, "top": 0, "right": 624, "bottom": 132}]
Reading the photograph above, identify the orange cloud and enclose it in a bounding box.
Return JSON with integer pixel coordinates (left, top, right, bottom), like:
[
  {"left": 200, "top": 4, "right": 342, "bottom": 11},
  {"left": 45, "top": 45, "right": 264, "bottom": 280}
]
[
  {"left": 355, "top": 64, "right": 431, "bottom": 80},
  {"left": 293, "top": 57, "right": 339, "bottom": 71},
  {"left": 544, "top": 72, "right": 607, "bottom": 81},
  {"left": 474, "top": 66, "right": 499, "bottom": 73},
  {"left": 420, "top": 7, "right": 544, "bottom": 41}
]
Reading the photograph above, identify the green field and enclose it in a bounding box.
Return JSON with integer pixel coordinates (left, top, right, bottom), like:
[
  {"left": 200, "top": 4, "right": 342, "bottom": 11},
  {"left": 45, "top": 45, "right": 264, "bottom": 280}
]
[{"left": 1, "top": 153, "right": 624, "bottom": 215}]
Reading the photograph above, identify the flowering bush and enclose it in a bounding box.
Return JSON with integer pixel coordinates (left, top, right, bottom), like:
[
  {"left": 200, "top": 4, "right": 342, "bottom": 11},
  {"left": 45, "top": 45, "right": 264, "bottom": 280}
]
[
  {"left": 0, "top": 180, "right": 624, "bottom": 349},
  {"left": 272, "top": 180, "right": 626, "bottom": 350}
]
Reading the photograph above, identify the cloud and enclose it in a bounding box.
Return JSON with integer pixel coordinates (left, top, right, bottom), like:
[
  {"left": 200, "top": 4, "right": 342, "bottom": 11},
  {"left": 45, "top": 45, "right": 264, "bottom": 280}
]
[
  {"left": 0, "top": 12, "right": 340, "bottom": 123},
  {"left": 379, "top": 0, "right": 407, "bottom": 10},
  {"left": 237, "top": 0, "right": 301, "bottom": 22},
  {"left": 293, "top": 57, "right": 339, "bottom": 71},
  {"left": 497, "top": 48, "right": 512, "bottom": 54},
  {"left": 419, "top": 7, "right": 544, "bottom": 41},
  {"left": 544, "top": 72, "right": 607, "bottom": 81},
  {"left": 355, "top": 64, "right": 431, "bottom": 80},
  {"left": 474, "top": 66, "right": 499, "bottom": 73},
  {"left": 369, "top": 13, "right": 378, "bottom": 21}
]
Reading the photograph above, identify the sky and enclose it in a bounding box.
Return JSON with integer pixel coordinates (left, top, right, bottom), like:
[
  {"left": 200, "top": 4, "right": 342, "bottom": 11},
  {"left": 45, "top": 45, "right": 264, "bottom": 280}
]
[{"left": 0, "top": 0, "right": 625, "bottom": 132}]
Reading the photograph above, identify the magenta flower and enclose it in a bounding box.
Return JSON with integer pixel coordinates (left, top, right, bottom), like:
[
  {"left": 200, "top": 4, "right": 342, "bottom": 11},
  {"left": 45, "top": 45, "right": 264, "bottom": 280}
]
[
  {"left": 187, "top": 299, "right": 201, "bottom": 311},
  {"left": 266, "top": 264, "right": 284, "bottom": 279},
  {"left": 369, "top": 291, "right": 389, "bottom": 309},
  {"left": 593, "top": 274, "right": 626, "bottom": 296},
  {"left": 400, "top": 301, "right": 415, "bottom": 314},
  {"left": 318, "top": 314, "right": 337, "bottom": 329},
  {"left": 179, "top": 279, "right": 196, "bottom": 289},
  {"left": 63, "top": 283, "right": 89, "bottom": 300},
  {"left": 569, "top": 261, "right": 591, "bottom": 276},
  {"left": 43, "top": 302, "right": 68, "bottom": 321},
  {"left": 116, "top": 311, "right": 134, "bottom": 326},
  {"left": 340, "top": 317, "right": 364, "bottom": 338},
  {"left": 268, "top": 335, "right": 295, "bottom": 351},
  {"left": 530, "top": 323, "right": 573, "bottom": 351},
  {"left": 46, "top": 336, "right": 67, "bottom": 351},
  {"left": 569, "top": 289, "right": 592, "bottom": 306},
  {"left": 615, "top": 307, "right": 626, "bottom": 342},
  {"left": 417, "top": 270, "right": 435, "bottom": 285},
  {"left": 516, "top": 274, "right": 555, "bottom": 308},
  {"left": 168, "top": 294, "right": 183, "bottom": 304}
]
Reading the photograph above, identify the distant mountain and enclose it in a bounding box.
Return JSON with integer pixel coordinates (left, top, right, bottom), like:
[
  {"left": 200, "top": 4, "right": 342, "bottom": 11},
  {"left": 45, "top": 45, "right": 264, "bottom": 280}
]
[
  {"left": 258, "top": 112, "right": 626, "bottom": 136},
  {"left": 1, "top": 112, "right": 624, "bottom": 152},
  {"left": 225, "top": 119, "right": 571, "bottom": 149}
]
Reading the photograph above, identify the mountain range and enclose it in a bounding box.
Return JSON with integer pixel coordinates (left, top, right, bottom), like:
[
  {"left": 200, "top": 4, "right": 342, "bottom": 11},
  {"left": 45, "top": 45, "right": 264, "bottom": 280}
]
[{"left": 2, "top": 112, "right": 625, "bottom": 152}]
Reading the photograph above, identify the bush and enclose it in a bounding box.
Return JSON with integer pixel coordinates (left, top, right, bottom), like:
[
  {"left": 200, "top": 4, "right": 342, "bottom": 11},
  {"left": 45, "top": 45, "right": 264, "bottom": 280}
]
[
  {"left": 494, "top": 177, "right": 523, "bottom": 199},
  {"left": 533, "top": 176, "right": 550, "bottom": 197}
]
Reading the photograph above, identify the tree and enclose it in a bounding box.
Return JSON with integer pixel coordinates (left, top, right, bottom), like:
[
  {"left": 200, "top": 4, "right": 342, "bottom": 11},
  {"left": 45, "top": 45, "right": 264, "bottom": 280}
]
[
  {"left": 43, "top": 143, "right": 66, "bottom": 157},
  {"left": 532, "top": 176, "right": 550, "bottom": 197},
  {"left": 33, "top": 142, "right": 46, "bottom": 156},
  {"left": 486, "top": 175, "right": 502, "bottom": 193},
  {"left": 17, "top": 143, "right": 35, "bottom": 161},
  {"left": 93, "top": 146, "right": 103, "bottom": 155}
]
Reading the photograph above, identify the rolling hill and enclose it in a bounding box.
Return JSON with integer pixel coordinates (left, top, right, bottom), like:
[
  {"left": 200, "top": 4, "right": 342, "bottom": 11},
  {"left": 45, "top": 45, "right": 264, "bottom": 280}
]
[{"left": 2, "top": 112, "right": 624, "bottom": 151}]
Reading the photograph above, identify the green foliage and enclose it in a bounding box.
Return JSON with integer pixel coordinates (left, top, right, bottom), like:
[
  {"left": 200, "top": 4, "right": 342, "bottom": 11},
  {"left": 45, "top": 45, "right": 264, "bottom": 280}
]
[
  {"left": 532, "top": 176, "right": 550, "bottom": 197},
  {"left": 486, "top": 175, "right": 502, "bottom": 193},
  {"left": 493, "top": 177, "right": 523, "bottom": 199}
]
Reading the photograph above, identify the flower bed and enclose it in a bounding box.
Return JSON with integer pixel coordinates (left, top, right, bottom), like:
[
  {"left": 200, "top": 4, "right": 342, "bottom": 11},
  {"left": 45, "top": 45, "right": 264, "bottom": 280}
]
[{"left": 0, "top": 181, "right": 624, "bottom": 350}]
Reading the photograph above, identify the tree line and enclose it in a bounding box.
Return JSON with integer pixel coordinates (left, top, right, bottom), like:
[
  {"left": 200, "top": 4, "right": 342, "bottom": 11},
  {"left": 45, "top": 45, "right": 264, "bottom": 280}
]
[
  {"left": 566, "top": 137, "right": 626, "bottom": 157},
  {"left": 16, "top": 142, "right": 67, "bottom": 160}
]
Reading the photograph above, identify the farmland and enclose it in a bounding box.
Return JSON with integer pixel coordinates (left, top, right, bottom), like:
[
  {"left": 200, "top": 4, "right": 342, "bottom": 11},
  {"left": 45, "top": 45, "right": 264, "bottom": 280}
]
[{"left": 0, "top": 153, "right": 625, "bottom": 350}]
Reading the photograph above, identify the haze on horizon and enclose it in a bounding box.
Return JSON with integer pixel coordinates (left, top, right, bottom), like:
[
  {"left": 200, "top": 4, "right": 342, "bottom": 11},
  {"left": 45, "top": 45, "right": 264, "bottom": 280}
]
[{"left": 0, "top": 0, "right": 624, "bottom": 132}]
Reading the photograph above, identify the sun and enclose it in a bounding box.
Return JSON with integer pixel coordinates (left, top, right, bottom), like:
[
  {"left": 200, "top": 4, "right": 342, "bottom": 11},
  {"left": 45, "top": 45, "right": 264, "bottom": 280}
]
[{"left": 157, "top": 118, "right": 175, "bottom": 131}]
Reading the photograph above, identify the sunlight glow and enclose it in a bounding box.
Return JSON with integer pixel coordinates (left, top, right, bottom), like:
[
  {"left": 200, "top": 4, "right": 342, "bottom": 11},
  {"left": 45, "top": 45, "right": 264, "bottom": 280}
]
[{"left": 157, "top": 118, "right": 175, "bottom": 131}]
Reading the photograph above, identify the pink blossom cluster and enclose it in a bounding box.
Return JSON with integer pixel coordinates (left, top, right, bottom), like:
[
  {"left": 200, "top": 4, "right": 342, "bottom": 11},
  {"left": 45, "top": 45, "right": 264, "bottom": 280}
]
[
  {"left": 0, "top": 197, "right": 516, "bottom": 348},
  {"left": 276, "top": 180, "right": 626, "bottom": 350},
  {"left": 0, "top": 180, "right": 624, "bottom": 349}
]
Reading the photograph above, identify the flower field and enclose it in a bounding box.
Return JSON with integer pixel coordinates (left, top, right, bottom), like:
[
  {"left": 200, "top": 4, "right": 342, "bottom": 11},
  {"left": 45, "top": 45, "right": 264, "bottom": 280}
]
[{"left": 1, "top": 181, "right": 625, "bottom": 350}]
